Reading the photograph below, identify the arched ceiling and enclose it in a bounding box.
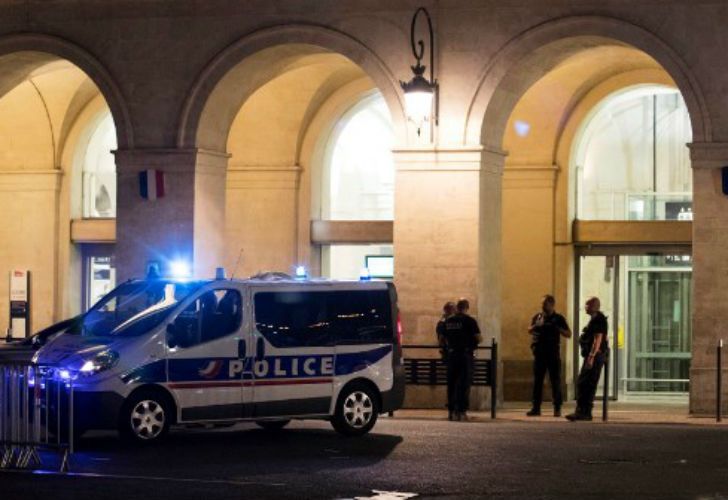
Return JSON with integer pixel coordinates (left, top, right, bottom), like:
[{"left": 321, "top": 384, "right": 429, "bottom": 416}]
[
  {"left": 226, "top": 51, "right": 373, "bottom": 167},
  {"left": 0, "top": 55, "right": 109, "bottom": 169},
  {"left": 502, "top": 45, "right": 672, "bottom": 167}
]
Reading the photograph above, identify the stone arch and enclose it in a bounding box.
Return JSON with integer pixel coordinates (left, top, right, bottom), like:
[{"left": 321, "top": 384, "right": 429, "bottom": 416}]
[
  {"left": 465, "top": 15, "right": 710, "bottom": 149},
  {"left": 176, "top": 24, "right": 407, "bottom": 151},
  {"left": 0, "top": 33, "right": 133, "bottom": 148}
]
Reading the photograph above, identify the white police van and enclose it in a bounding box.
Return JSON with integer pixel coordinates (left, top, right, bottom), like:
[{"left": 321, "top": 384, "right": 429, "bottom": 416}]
[{"left": 33, "top": 273, "right": 405, "bottom": 442}]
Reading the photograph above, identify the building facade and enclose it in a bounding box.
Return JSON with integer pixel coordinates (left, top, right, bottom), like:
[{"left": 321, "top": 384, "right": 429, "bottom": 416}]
[{"left": 0, "top": 0, "right": 726, "bottom": 413}]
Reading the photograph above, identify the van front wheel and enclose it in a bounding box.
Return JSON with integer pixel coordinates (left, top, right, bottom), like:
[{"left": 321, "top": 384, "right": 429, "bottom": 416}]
[
  {"left": 331, "top": 383, "right": 379, "bottom": 436},
  {"left": 119, "top": 390, "right": 172, "bottom": 443}
]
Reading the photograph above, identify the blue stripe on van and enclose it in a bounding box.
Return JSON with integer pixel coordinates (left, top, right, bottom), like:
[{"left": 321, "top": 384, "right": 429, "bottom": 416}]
[{"left": 119, "top": 345, "right": 392, "bottom": 385}]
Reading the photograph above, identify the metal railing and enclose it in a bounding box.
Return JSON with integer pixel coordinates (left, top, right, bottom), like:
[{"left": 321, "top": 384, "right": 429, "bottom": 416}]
[
  {"left": 402, "top": 339, "right": 498, "bottom": 418},
  {"left": 0, "top": 361, "right": 75, "bottom": 472}
]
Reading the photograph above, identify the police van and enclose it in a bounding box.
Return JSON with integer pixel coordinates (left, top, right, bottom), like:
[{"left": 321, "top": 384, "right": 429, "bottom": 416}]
[{"left": 33, "top": 272, "right": 405, "bottom": 442}]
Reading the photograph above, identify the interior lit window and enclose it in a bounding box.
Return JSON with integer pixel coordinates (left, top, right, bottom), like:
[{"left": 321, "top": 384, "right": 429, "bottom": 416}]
[
  {"left": 322, "top": 244, "right": 394, "bottom": 281},
  {"left": 322, "top": 93, "right": 394, "bottom": 221},
  {"left": 574, "top": 86, "right": 692, "bottom": 221},
  {"left": 320, "top": 92, "right": 395, "bottom": 279},
  {"left": 82, "top": 113, "right": 117, "bottom": 218}
]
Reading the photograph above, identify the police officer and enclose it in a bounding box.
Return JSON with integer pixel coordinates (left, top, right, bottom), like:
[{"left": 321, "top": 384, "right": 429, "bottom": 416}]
[
  {"left": 443, "top": 299, "right": 482, "bottom": 421},
  {"left": 566, "top": 296, "right": 608, "bottom": 421},
  {"left": 436, "top": 301, "right": 456, "bottom": 360},
  {"left": 527, "top": 295, "right": 571, "bottom": 417}
]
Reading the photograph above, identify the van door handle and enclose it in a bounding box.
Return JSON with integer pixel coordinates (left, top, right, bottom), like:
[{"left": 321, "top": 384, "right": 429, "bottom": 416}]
[
  {"left": 238, "top": 339, "right": 246, "bottom": 359},
  {"left": 256, "top": 337, "right": 265, "bottom": 360}
]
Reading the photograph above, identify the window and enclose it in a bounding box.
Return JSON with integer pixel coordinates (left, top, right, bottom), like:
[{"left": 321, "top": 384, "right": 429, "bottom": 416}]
[
  {"left": 79, "top": 280, "right": 203, "bottom": 337},
  {"left": 322, "top": 93, "right": 394, "bottom": 221},
  {"left": 322, "top": 244, "right": 393, "bottom": 280},
  {"left": 328, "top": 291, "right": 392, "bottom": 344},
  {"left": 254, "top": 292, "right": 330, "bottom": 348},
  {"left": 254, "top": 290, "right": 393, "bottom": 347},
  {"left": 82, "top": 113, "right": 117, "bottom": 218},
  {"left": 318, "top": 93, "right": 395, "bottom": 279},
  {"left": 170, "top": 289, "right": 242, "bottom": 348},
  {"left": 574, "top": 86, "right": 692, "bottom": 221}
]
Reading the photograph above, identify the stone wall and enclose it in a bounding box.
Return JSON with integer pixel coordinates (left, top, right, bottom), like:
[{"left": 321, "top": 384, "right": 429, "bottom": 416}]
[{"left": 0, "top": 1, "right": 725, "bottom": 412}]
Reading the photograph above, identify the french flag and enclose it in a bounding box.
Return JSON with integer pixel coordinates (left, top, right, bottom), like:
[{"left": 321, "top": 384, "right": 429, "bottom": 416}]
[{"left": 139, "top": 169, "right": 165, "bottom": 200}]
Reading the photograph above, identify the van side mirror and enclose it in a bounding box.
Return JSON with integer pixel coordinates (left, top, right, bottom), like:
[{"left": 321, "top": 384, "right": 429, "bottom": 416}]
[{"left": 166, "top": 323, "right": 178, "bottom": 348}]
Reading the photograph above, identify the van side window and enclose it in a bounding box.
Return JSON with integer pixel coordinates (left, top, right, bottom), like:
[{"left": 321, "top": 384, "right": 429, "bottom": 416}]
[
  {"left": 170, "top": 289, "right": 242, "bottom": 348},
  {"left": 253, "top": 290, "right": 392, "bottom": 347},
  {"left": 254, "top": 292, "right": 331, "bottom": 347},
  {"left": 328, "top": 290, "right": 392, "bottom": 344}
]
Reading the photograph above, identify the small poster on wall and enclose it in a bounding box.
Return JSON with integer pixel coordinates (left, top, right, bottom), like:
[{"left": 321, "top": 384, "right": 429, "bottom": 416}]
[{"left": 9, "top": 270, "right": 30, "bottom": 339}]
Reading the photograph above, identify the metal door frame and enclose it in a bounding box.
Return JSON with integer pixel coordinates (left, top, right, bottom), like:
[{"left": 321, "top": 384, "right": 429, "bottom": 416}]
[{"left": 572, "top": 243, "right": 691, "bottom": 401}]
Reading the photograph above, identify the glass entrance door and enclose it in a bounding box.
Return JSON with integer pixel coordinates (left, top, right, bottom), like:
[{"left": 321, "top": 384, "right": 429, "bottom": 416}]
[
  {"left": 626, "top": 256, "right": 691, "bottom": 394},
  {"left": 574, "top": 251, "right": 691, "bottom": 400},
  {"left": 81, "top": 244, "right": 116, "bottom": 311}
]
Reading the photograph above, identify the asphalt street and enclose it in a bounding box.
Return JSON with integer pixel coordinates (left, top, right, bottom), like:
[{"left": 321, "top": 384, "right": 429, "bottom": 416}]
[{"left": 2, "top": 416, "right": 728, "bottom": 500}]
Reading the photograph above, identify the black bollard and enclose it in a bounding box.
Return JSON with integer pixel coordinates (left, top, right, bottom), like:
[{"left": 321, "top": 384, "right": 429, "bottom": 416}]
[
  {"left": 718, "top": 340, "right": 723, "bottom": 423},
  {"left": 602, "top": 348, "right": 609, "bottom": 422}
]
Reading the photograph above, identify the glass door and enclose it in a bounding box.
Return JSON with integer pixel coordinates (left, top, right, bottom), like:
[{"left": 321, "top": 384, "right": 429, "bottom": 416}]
[
  {"left": 574, "top": 250, "right": 692, "bottom": 401},
  {"left": 625, "top": 256, "right": 691, "bottom": 395},
  {"left": 81, "top": 244, "right": 116, "bottom": 311}
]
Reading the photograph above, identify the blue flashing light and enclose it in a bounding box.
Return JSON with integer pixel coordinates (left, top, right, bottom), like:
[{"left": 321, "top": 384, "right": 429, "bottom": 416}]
[
  {"left": 58, "top": 369, "right": 72, "bottom": 381},
  {"left": 295, "top": 266, "right": 307, "bottom": 280},
  {"left": 359, "top": 267, "right": 372, "bottom": 281},
  {"left": 170, "top": 260, "right": 192, "bottom": 278}
]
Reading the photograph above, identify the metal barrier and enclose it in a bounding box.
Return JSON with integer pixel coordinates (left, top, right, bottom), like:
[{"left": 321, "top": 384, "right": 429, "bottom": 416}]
[
  {"left": 403, "top": 339, "right": 498, "bottom": 418},
  {"left": 0, "top": 361, "right": 74, "bottom": 472}
]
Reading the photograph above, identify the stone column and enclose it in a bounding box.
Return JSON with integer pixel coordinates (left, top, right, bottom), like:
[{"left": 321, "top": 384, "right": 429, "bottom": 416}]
[
  {"left": 394, "top": 147, "right": 502, "bottom": 408},
  {"left": 478, "top": 149, "right": 506, "bottom": 347},
  {"left": 0, "top": 170, "right": 61, "bottom": 332},
  {"left": 114, "top": 149, "right": 229, "bottom": 281},
  {"left": 688, "top": 142, "right": 728, "bottom": 415},
  {"left": 500, "top": 164, "right": 559, "bottom": 400},
  {"left": 393, "top": 147, "right": 483, "bottom": 341}
]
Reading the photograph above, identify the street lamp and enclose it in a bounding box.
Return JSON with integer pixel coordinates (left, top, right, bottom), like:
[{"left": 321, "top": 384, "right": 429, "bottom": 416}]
[{"left": 400, "top": 7, "right": 438, "bottom": 136}]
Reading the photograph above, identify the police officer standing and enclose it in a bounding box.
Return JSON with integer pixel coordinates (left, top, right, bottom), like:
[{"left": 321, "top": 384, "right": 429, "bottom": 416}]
[
  {"left": 436, "top": 301, "right": 456, "bottom": 360},
  {"left": 566, "top": 296, "right": 609, "bottom": 421},
  {"left": 443, "top": 299, "right": 482, "bottom": 421},
  {"left": 527, "top": 295, "right": 571, "bottom": 417}
]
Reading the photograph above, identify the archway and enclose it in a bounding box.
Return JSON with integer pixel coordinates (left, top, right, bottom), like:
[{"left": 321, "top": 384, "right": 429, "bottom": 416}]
[
  {"left": 0, "top": 37, "right": 129, "bottom": 333},
  {"left": 469, "top": 17, "right": 707, "bottom": 405},
  {"left": 177, "top": 26, "right": 405, "bottom": 280}
]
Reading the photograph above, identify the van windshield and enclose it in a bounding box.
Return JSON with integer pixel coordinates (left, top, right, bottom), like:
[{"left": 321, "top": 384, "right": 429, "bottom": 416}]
[{"left": 72, "top": 280, "right": 205, "bottom": 337}]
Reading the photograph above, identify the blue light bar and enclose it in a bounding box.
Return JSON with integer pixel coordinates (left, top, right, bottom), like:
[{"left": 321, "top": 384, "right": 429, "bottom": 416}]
[
  {"left": 295, "top": 266, "right": 307, "bottom": 279},
  {"left": 170, "top": 260, "right": 192, "bottom": 278}
]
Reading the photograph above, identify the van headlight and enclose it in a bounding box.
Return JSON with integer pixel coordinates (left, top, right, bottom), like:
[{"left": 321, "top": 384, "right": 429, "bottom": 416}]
[{"left": 79, "top": 350, "right": 119, "bottom": 376}]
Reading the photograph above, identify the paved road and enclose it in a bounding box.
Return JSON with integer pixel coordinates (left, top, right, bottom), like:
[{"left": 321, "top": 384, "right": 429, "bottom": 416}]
[{"left": 2, "top": 417, "right": 728, "bottom": 499}]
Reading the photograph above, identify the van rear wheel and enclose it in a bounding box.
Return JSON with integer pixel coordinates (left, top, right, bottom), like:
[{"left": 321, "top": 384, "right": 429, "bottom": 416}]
[
  {"left": 255, "top": 419, "right": 290, "bottom": 431},
  {"left": 119, "top": 390, "right": 172, "bottom": 443},
  {"left": 331, "top": 383, "right": 379, "bottom": 436}
]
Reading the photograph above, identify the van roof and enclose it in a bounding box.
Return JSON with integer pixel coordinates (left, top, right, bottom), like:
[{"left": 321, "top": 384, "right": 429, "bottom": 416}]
[{"left": 131, "top": 275, "right": 390, "bottom": 287}]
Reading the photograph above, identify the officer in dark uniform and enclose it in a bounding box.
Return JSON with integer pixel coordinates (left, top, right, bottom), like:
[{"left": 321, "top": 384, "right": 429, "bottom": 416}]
[
  {"left": 566, "top": 296, "right": 609, "bottom": 421},
  {"left": 527, "top": 295, "right": 571, "bottom": 417},
  {"left": 442, "top": 299, "right": 482, "bottom": 421},
  {"left": 436, "top": 301, "right": 456, "bottom": 360}
]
